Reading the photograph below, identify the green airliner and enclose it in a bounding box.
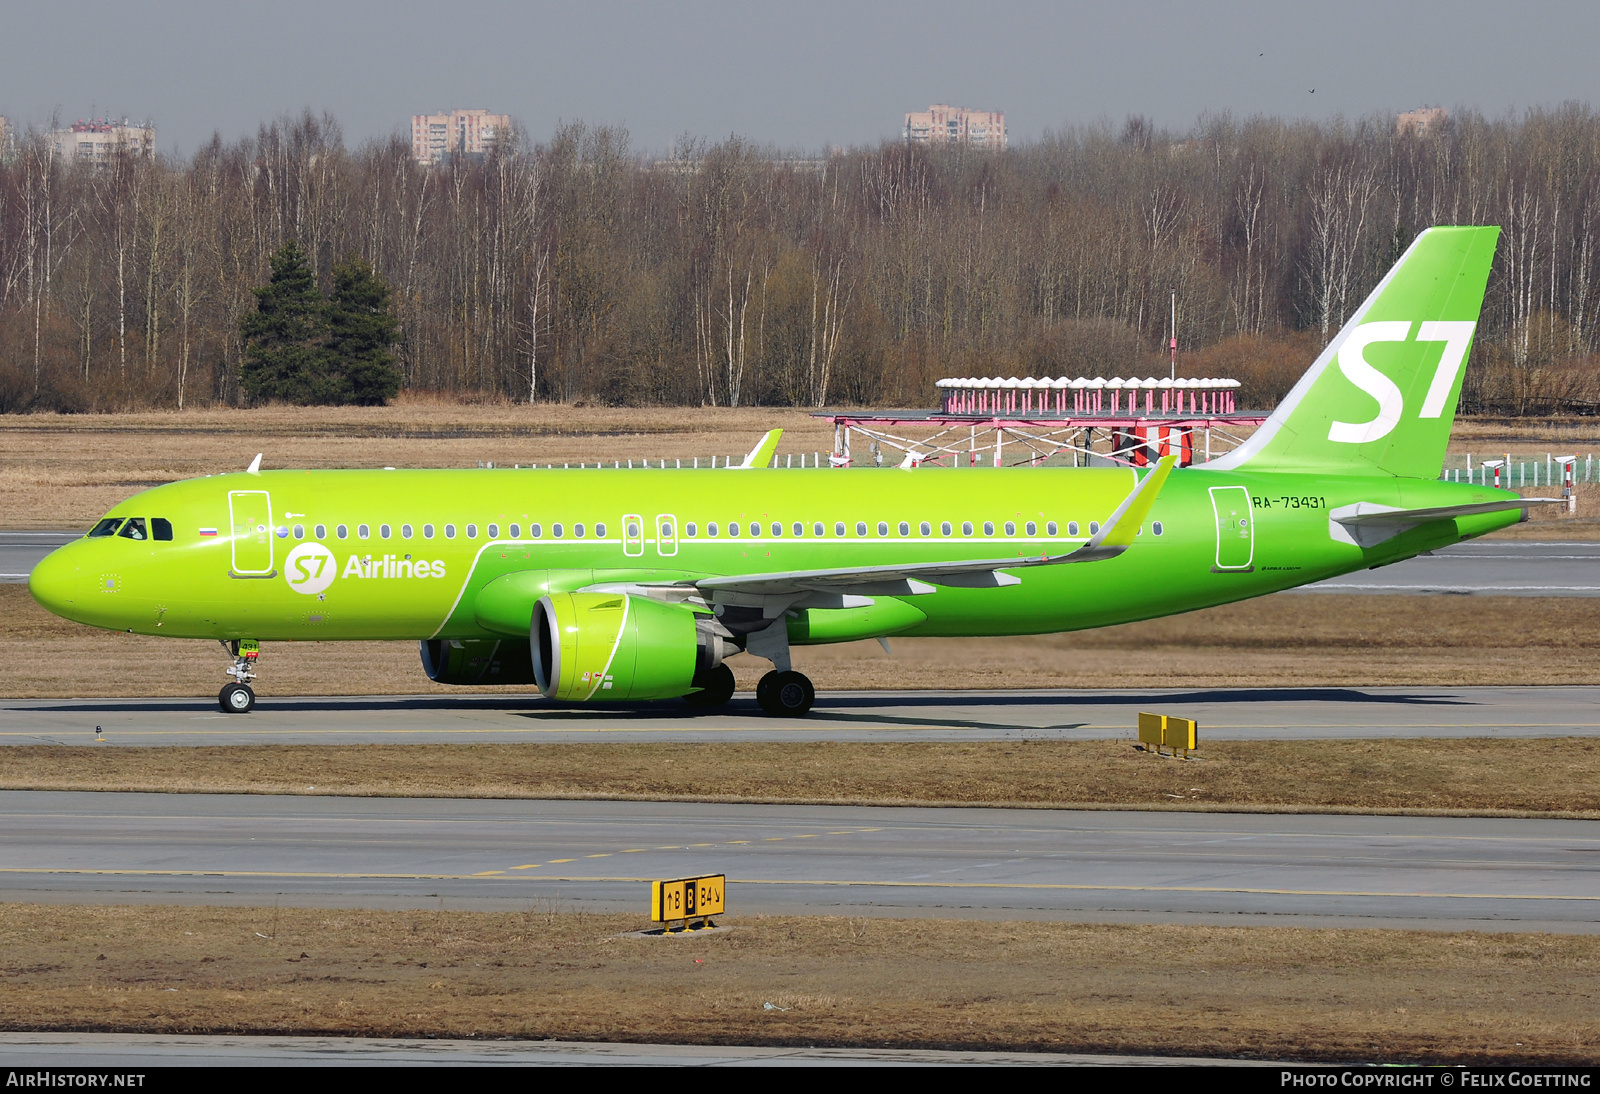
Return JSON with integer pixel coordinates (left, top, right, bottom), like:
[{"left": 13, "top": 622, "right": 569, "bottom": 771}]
[{"left": 29, "top": 226, "right": 1548, "bottom": 716}]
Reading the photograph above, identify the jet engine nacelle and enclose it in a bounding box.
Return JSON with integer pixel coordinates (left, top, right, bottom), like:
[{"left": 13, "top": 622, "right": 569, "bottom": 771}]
[
  {"left": 419, "top": 638, "right": 539, "bottom": 685},
  {"left": 532, "top": 592, "right": 722, "bottom": 701}
]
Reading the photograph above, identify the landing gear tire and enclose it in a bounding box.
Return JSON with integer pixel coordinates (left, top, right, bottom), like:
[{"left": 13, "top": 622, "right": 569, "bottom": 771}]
[
  {"left": 219, "top": 683, "right": 256, "bottom": 714},
  {"left": 756, "top": 670, "right": 814, "bottom": 717},
  {"left": 684, "top": 663, "right": 736, "bottom": 707}
]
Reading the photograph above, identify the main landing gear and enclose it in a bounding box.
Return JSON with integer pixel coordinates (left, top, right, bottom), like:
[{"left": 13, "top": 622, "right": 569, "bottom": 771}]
[
  {"left": 756, "top": 670, "right": 815, "bottom": 717},
  {"left": 218, "top": 639, "right": 260, "bottom": 714}
]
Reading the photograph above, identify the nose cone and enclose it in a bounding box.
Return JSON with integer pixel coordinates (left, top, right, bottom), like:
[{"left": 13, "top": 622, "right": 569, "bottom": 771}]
[{"left": 29, "top": 543, "right": 90, "bottom": 623}]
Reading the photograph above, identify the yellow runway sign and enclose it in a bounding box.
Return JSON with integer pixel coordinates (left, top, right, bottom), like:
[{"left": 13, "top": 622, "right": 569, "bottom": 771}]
[{"left": 651, "top": 873, "right": 726, "bottom": 923}]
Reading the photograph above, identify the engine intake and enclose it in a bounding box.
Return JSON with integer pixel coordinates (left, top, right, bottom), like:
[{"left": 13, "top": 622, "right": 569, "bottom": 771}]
[{"left": 532, "top": 592, "right": 717, "bottom": 701}]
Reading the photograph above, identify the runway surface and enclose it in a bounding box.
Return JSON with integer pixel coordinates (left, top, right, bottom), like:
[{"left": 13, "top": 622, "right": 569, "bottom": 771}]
[
  {"left": 0, "top": 531, "right": 75, "bottom": 582},
  {"left": 5, "top": 531, "right": 1597, "bottom": 592},
  {"left": 1299, "top": 539, "right": 1600, "bottom": 595},
  {"left": 0, "top": 1032, "right": 1237, "bottom": 1067},
  {"left": 5, "top": 685, "right": 1597, "bottom": 745},
  {"left": 3, "top": 791, "right": 1596, "bottom": 931}
]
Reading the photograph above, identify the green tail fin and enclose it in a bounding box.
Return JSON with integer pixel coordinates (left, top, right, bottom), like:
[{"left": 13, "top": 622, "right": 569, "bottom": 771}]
[{"left": 1209, "top": 225, "right": 1500, "bottom": 478}]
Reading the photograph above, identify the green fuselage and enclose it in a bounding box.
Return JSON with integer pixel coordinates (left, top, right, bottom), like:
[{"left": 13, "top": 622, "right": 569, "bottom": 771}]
[{"left": 28, "top": 465, "right": 1521, "bottom": 645}]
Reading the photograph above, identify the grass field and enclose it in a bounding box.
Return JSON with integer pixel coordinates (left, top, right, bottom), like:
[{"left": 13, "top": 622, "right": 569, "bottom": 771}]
[
  {"left": 3, "top": 404, "right": 1597, "bottom": 534},
  {"left": 2, "top": 738, "right": 1597, "bottom": 816},
  {"left": 0, "top": 903, "right": 1593, "bottom": 1063}
]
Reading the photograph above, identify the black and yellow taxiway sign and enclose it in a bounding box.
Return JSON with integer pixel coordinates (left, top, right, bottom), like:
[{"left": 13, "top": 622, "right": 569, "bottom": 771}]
[{"left": 651, "top": 873, "right": 726, "bottom": 922}]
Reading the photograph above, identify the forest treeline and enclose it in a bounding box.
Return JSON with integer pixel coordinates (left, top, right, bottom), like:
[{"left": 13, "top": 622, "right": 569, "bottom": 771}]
[{"left": 4, "top": 106, "right": 1600, "bottom": 414}]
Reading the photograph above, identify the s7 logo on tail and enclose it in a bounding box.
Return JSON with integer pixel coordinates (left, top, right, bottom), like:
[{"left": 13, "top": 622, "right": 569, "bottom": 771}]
[{"left": 1328, "top": 320, "right": 1476, "bottom": 444}]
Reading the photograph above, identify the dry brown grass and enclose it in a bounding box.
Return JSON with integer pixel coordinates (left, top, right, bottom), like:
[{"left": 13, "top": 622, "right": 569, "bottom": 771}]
[
  {"left": 0, "top": 406, "right": 836, "bottom": 530},
  {"left": 3, "top": 738, "right": 1598, "bottom": 816},
  {"left": 5, "top": 586, "right": 1600, "bottom": 698},
  {"left": 1, "top": 903, "right": 1594, "bottom": 1063}
]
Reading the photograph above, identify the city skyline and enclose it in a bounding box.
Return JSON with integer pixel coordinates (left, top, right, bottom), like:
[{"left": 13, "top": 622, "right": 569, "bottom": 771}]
[{"left": 1, "top": 1, "right": 1598, "bottom": 158}]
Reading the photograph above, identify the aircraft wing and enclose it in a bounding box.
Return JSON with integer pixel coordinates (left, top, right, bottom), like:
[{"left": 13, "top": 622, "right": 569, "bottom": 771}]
[{"left": 677, "top": 455, "right": 1176, "bottom": 598}]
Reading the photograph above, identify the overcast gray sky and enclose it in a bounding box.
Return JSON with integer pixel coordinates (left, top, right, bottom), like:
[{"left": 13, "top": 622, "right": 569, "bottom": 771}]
[{"left": 3, "top": 1, "right": 1597, "bottom": 156}]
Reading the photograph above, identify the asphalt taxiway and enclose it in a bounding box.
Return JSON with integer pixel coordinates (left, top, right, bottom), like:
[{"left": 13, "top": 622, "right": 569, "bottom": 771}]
[
  {"left": 2, "top": 791, "right": 1595, "bottom": 932},
  {"left": 4, "top": 685, "right": 1597, "bottom": 745}
]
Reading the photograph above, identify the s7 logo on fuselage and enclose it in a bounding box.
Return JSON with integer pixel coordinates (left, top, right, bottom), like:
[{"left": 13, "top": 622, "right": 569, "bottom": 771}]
[{"left": 1328, "top": 320, "right": 1475, "bottom": 444}]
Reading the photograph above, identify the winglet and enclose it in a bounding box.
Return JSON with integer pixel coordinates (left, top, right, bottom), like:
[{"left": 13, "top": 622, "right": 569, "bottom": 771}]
[
  {"left": 1087, "top": 455, "right": 1176, "bottom": 551},
  {"left": 246, "top": 453, "right": 263, "bottom": 475},
  {"left": 734, "top": 429, "right": 783, "bottom": 469}
]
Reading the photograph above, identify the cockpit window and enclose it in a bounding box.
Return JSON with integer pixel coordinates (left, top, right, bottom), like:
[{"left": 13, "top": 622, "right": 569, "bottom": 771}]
[
  {"left": 87, "top": 518, "right": 123, "bottom": 538},
  {"left": 117, "top": 517, "right": 148, "bottom": 541},
  {"left": 152, "top": 518, "right": 173, "bottom": 541}
]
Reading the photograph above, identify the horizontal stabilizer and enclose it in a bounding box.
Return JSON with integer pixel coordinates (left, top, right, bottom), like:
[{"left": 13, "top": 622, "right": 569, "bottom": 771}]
[{"left": 1330, "top": 497, "right": 1565, "bottom": 548}]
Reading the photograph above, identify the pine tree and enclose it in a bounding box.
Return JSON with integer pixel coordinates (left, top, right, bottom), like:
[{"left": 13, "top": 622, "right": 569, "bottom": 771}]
[
  {"left": 325, "top": 255, "right": 401, "bottom": 405},
  {"left": 239, "top": 241, "right": 332, "bottom": 404}
]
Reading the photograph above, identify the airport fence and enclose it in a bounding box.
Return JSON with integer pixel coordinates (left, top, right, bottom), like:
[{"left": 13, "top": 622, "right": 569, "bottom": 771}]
[{"left": 1438, "top": 453, "right": 1598, "bottom": 488}]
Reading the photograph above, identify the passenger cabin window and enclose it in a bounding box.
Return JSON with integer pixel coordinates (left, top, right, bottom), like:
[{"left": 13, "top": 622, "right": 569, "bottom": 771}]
[
  {"left": 87, "top": 518, "right": 122, "bottom": 538},
  {"left": 626, "top": 521, "right": 639, "bottom": 538},
  {"left": 117, "top": 517, "right": 148, "bottom": 541},
  {"left": 293, "top": 524, "right": 305, "bottom": 540},
  {"left": 856, "top": 522, "right": 867, "bottom": 537},
  {"left": 510, "top": 523, "right": 521, "bottom": 537},
  {"left": 595, "top": 523, "right": 606, "bottom": 537},
  {"left": 814, "top": 523, "right": 825, "bottom": 536},
  {"left": 553, "top": 524, "right": 564, "bottom": 538},
  {"left": 337, "top": 525, "right": 349, "bottom": 540},
  {"left": 771, "top": 523, "right": 781, "bottom": 537},
  {"left": 919, "top": 522, "right": 931, "bottom": 536},
  {"left": 1067, "top": 521, "right": 1079, "bottom": 537},
  {"left": 749, "top": 522, "right": 759, "bottom": 537},
  {"left": 379, "top": 524, "right": 392, "bottom": 539},
  {"left": 358, "top": 524, "right": 371, "bottom": 539},
  {"left": 465, "top": 524, "right": 476, "bottom": 539},
  {"left": 1089, "top": 521, "right": 1100, "bottom": 535},
  {"left": 1046, "top": 521, "right": 1058, "bottom": 536},
  {"left": 941, "top": 521, "right": 952, "bottom": 536},
  {"left": 574, "top": 524, "right": 585, "bottom": 538},
  {"left": 877, "top": 522, "right": 888, "bottom": 537},
  {"left": 487, "top": 523, "right": 499, "bottom": 538},
  {"left": 793, "top": 523, "right": 804, "bottom": 537},
  {"left": 315, "top": 524, "right": 327, "bottom": 539},
  {"left": 834, "top": 522, "right": 844, "bottom": 537},
  {"left": 1026, "top": 522, "right": 1037, "bottom": 536},
  {"left": 444, "top": 524, "right": 456, "bottom": 539},
  {"left": 962, "top": 521, "right": 973, "bottom": 536},
  {"left": 152, "top": 518, "right": 173, "bottom": 541},
  {"left": 728, "top": 522, "right": 738, "bottom": 537},
  {"left": 899, "top": 522, "right": 910, "bottom": 536},
  {"left": 983, "top": 521, "right": 994, "bottom": 536},
  {"left": 1153, "top": 521, "right": 1164, "bottom": 536},
  {"left": 529, "top": 524, "right": 541, "bottom": 538},
  {"left": 708, "top": 522, "right": 719, "bottom": 537},
  {"left": 686, "top": 523, "right": 697, "bottom": 537},
  {"left": 1004, "top": 522, "right": 1015, "bottom": 536}
]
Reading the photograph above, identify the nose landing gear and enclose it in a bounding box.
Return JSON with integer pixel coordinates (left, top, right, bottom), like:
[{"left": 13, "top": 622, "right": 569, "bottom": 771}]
[{"left": 219, "top": 639, "right": 260, "bottom": 714}]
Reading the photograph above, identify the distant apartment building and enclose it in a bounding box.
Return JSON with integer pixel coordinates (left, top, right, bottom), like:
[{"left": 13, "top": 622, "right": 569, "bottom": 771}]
[
  {"left": 412, "top": 109, "right": 511, "bottom": 164},
  {"left": 904, "top": 104, "right": 1007, "bottom": 149},
  {"left": 1397, "top": 107, "right": 1447, "bottom": 136},
  {"left": 51, "top": 118, "right": 156, "bottom": 163}
]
